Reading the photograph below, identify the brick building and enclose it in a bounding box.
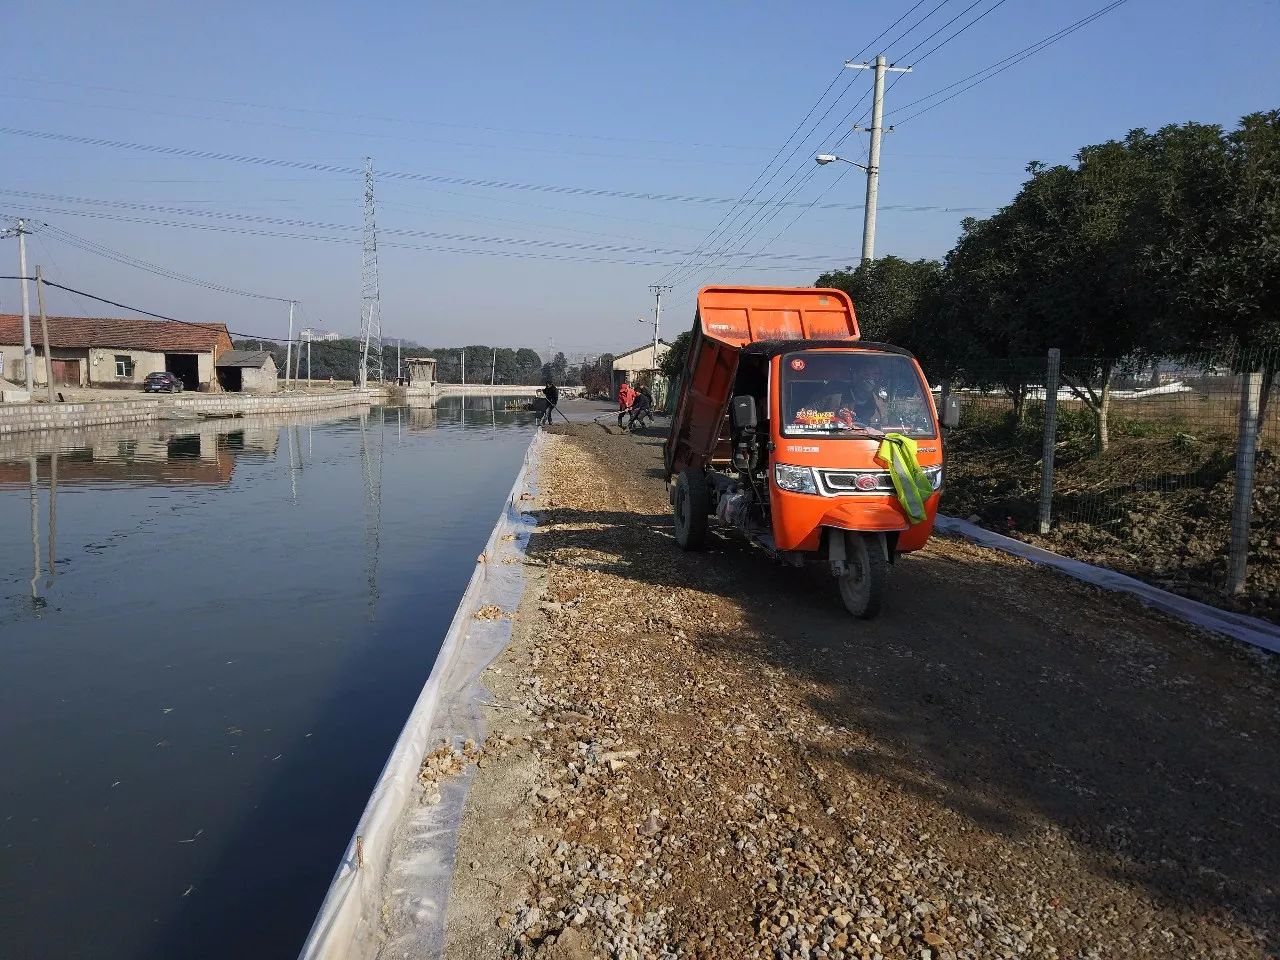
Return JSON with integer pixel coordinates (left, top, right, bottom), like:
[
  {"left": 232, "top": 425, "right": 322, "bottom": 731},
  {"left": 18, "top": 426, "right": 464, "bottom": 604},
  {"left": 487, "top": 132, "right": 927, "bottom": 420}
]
[{"left": 0, "top": 315, "right": 234, "bottom": 392}]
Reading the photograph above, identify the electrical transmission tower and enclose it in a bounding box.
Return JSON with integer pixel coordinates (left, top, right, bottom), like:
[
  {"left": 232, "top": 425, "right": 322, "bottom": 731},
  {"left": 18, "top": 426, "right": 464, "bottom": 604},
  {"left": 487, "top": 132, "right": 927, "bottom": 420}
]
[{"left": 358, "top": 157, "right": 383, "bottom": 388}]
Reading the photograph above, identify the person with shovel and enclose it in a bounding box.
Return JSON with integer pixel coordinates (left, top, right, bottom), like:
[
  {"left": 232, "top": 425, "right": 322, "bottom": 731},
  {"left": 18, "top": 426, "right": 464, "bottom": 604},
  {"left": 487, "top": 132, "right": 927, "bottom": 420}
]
[{"left": 540, "top": 380, "right": 560, "bottom": 426}]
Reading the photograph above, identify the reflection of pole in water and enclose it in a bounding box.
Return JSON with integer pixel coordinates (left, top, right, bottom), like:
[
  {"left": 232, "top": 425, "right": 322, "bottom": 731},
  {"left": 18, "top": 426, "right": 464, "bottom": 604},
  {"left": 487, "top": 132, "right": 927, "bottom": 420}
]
[
  {"left": 47, "top": 453, "right": 57, "bottom": 583},
  {"left": 358, "top": 409, "right": 383, "bottom": 620},
  {"left": 29, "top": 456, "right": 40, "bottom": 604},
  {"left": 287, "top": 424, "right": 298, "bottom": 504}
]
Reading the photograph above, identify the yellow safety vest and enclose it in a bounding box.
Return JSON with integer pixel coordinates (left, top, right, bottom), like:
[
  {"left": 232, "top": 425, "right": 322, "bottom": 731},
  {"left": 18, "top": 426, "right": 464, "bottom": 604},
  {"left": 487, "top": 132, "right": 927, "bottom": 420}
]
[{"left": 875, "top": 433, "right": 932, "bottom": 525}]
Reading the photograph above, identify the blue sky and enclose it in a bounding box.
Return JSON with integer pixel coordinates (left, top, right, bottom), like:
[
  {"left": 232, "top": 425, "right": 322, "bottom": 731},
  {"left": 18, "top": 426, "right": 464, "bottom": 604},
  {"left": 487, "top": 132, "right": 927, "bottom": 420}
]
[{"left": 0, "top": 0, "right": 1275, "bottom": 358}]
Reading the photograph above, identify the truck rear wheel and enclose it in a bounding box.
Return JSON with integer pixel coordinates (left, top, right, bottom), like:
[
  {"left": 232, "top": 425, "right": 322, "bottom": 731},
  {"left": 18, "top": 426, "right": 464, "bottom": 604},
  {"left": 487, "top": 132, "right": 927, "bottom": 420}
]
[
  {"left": 837, "top": 533, "right": 889, "bottom": 619},
  {"left": 673, "top": 467, "right": 709, "bottom": 551}
]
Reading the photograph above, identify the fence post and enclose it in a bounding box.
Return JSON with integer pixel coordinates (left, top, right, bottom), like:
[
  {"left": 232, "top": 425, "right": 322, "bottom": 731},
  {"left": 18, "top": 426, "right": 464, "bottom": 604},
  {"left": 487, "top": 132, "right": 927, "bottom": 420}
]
[
  {"left": 1228, "top": 367, "right": 1263, "bottom": 594},
  {"left": 1038, "top": 348, "right": 1061, "bottom": 535}
]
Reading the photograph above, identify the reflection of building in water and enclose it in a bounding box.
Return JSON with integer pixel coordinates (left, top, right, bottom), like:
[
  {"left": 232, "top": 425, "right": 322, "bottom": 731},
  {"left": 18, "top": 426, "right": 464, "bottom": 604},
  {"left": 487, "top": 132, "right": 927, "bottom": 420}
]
[
  {"left": 0, "top": 407, "right": 360, "bottom": 489},
  {"left": 406, "top": 405, "right": 438, "bottom": 430},
  {"left": 0, "top": 427, "right": 280, "bottom": 487}
]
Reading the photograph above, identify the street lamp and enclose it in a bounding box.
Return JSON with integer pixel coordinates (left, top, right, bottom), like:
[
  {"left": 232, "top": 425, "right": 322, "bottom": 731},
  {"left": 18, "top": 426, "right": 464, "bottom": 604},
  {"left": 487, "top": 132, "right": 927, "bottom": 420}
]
[
  {"left": 814, "top": 153, "right": 871, "bottom": 171},
  {"left": 815, "top": 152, "right": 881, "bottom": 265}
]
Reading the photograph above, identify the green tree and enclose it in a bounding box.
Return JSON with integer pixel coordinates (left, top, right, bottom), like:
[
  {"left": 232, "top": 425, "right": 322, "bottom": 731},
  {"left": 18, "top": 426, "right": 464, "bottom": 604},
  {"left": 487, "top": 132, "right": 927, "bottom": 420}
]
[
  {"left": 514, "top": 348, "right": 542, "bottom": 383},
  {"left": 816, "top": 256, "right": 942, "bottom": 349},
  {"left": 659, "top": 329, "right": 691, "bottom": 383}
]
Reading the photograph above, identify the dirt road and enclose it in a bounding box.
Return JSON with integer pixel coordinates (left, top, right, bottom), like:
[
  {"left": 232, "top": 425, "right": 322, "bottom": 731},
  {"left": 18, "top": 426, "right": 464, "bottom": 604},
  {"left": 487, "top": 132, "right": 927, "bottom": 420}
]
[{"left": 442, "top": 421, "right": 1280, "bottom": 960}]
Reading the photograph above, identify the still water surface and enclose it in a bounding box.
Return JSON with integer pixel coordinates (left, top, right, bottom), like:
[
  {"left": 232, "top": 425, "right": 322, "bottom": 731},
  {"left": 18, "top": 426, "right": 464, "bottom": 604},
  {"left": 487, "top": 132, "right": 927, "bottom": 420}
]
[{"left": 0, "top": 399, "right": 535, "bottom": 959}]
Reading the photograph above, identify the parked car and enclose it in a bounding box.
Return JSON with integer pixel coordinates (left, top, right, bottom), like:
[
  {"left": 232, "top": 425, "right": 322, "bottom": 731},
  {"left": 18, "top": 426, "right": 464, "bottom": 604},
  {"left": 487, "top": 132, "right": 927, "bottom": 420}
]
[{"left": 143, "top": 371, "right": 185, "bottom": 393}]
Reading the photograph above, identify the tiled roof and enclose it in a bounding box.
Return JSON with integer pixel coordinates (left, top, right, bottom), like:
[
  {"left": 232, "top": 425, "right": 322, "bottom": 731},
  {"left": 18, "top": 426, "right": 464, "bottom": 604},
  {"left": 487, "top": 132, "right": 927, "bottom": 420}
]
[
  {"left": 216, "top": 349, "right": 274, "bottom": 368},
  {"left": 0, "top": 314, "right": 231, "bottom": 353}
]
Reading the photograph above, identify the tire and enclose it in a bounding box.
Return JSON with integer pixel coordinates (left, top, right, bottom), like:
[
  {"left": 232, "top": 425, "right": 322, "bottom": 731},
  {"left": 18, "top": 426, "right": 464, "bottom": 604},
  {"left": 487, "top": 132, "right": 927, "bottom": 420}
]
[
  {"left": 837, "top": 533, "right": 890, "bottom": 619},
  {"left": 673, "top": 467, "right": 710, "bottom": 551}
]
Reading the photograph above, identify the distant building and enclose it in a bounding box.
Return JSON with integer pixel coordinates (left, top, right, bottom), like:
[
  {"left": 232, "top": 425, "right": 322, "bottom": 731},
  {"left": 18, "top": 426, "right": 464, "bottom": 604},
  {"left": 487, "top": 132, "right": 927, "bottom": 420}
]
[
  {"left": 0, "top": 315, "right": 233, "bottom": 391},
  {"left": 612, "top": 340, "right": 671, "bottom": 404},
  {"left": 215, "top": 350, "right": 279, "bottom": 393},
  {"left": 403, "top": 357, "right": 437, "bottom": 387}
]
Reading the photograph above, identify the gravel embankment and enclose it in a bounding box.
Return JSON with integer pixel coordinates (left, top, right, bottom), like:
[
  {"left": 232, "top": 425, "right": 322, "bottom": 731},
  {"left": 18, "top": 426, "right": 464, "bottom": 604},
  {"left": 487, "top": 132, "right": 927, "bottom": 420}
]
[{"left": 441, "top": 421, "right": 1280, "bottom": 960}]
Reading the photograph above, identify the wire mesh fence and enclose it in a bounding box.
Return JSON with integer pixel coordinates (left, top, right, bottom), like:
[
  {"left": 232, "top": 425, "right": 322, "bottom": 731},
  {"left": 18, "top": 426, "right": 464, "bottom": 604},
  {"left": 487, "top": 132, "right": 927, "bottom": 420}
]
[{"left": 940, "top": 347, "right": 1279, "bottom": 620}]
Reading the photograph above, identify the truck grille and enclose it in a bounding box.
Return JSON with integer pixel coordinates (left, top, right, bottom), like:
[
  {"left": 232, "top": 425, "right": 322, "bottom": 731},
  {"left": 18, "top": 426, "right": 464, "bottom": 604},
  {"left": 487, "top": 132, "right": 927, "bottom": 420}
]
[{"left": 816, "top": 469, "right": 894, "bottom": 496}]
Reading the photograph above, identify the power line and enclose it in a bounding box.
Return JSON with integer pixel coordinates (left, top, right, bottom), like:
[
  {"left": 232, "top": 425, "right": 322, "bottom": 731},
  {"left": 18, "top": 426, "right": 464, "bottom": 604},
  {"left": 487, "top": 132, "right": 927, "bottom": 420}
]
[
  {"left": 654, "top": 1, "right": 954, "bottom": 288},
  {"left": 904, "top": 0, "right": 1012, "bottom": 64},
  {"left": 3, "top": 190, "right": 938, "bottom": 260},
  {"left": 41, "top": 224, "right": 294, "bottom": 301},
  {"left": 3, "top": 210, "right": 850, "bottom": 272},
  {"left": 889, "top": 0, "right": 1133, "bottom": 124},
  {"left": 0, "top": 74, "right": 765, "bottom": 151},
  {"left": 653, "top": 67, "right": 851, "bottom": 285},
  {"left": 0, "top": 128, "right": 882, "bottom": 211},
  {"left": 881, "top": 0, "right": 953, "bottom": 56},
  {"left": 894, "top": 0, "right": 1007, "bottom": 64},
  {"left": 0, "top": 91, "right": 769, "bottom": 168}
]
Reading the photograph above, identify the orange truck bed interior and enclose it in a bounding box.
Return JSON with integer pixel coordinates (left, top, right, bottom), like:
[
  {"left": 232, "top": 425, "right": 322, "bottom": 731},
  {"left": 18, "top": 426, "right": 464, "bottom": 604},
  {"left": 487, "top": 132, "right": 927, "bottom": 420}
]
[{"left": 665, "top": 286, "right": 859, "bottom": 477}]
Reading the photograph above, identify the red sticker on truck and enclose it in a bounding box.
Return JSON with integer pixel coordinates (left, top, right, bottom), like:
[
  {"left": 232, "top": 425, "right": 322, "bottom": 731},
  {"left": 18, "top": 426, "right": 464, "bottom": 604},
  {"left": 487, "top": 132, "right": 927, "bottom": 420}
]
[{"left": 789, "top": 358, "right": 806, "bottom": 371}]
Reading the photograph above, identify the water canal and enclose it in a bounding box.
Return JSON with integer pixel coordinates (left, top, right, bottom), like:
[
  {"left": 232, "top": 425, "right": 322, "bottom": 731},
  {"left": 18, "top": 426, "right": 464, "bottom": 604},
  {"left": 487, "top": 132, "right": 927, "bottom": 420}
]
[{"left": 0, "top": 399, "right": 537, "bottom": 960}]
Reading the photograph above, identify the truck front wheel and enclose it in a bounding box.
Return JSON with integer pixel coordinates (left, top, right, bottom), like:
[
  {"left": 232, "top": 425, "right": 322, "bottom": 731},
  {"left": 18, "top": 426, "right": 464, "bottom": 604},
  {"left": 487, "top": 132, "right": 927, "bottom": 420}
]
[
  {"left": 837, "top": 532, "right": 889, "bottom": 619},
  {"left": 673, "top": 467, "right": 709, "bottom": 551}
]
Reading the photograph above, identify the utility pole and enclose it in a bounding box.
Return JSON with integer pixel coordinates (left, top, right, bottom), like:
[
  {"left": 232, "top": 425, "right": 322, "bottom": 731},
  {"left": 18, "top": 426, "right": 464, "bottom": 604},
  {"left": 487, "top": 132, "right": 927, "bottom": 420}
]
[
  {"left": 3, "top": 219, "right": 35, "bottom": 391},
  {"left": 648, "top": 284, "right": 671, "bottom": 375},
  {"left": 461, "top": 349, "right": 466, "bottom": 386},
  {"left": 306, "top": 328, "right": 313, "bottom": 384},
  {"left": 845, "top": 55, "right": 911, "bottom": 264},
  {"left": 285, "top": 300, "right": 296, "bottom": 391},
  {"left": 491, "top": 348, "right": 496, "bottom": 387},
  {"left": 35, "top": 266, "right": 55, "bottom": 403},
  {"left": 396, "top": 338, "right": 402, "bottom": 384}
]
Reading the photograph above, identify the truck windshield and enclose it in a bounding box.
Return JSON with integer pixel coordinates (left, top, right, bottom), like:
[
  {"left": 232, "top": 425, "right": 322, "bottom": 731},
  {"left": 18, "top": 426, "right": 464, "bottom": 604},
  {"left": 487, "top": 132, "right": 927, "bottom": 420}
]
[{"left": 780, "top": 351, "right": 936, "bottom": 438}]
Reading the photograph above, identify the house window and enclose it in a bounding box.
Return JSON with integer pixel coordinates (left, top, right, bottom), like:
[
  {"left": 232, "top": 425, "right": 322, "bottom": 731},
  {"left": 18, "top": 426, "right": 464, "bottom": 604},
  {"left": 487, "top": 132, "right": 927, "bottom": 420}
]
[{"left": 115, "top": 355, "right": 134, "bottom": 378}]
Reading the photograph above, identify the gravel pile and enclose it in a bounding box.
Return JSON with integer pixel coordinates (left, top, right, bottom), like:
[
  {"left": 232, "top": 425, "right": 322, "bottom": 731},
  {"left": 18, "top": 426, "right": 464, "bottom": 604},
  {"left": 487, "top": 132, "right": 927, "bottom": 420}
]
[{"left": 442, "top": 425, "right": 1279, "bottom": 960}]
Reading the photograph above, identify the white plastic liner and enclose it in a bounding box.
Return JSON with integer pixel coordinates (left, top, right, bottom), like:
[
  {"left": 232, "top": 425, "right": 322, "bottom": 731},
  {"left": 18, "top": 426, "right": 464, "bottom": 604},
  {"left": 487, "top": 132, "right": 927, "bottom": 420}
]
[
  {"left": 935, "top": 515, "right": 1280, "bottom": 655},
  {"left": 299, "top": 431, "right": 543, "bottom": 960}
]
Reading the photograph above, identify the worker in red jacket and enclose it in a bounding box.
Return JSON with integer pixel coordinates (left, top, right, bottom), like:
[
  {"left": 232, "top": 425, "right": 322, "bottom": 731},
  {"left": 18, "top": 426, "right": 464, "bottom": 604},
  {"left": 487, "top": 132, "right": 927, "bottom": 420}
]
[{"left": 617, "top": 382, "right": 635, "bottom": 428}]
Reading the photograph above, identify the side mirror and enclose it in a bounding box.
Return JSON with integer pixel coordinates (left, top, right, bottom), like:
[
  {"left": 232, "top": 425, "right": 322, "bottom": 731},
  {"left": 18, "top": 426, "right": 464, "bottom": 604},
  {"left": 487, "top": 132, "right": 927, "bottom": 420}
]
[
  {"left": 940, "top": 395, "right": 961, "bottom": 430},
  {"left": 730, "top": 395, "right": 758, "bottom": 431}
]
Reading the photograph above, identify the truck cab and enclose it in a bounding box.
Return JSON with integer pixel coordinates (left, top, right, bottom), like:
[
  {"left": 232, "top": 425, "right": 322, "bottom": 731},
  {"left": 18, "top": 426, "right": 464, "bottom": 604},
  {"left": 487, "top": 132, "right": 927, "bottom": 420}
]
[{"left": 664, "top": 286, "right": 954, "bottom": 619}]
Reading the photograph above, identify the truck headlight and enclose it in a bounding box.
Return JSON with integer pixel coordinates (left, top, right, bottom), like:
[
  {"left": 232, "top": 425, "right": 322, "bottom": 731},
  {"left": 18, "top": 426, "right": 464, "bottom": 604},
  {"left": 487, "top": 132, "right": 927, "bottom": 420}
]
[
  {"left": 924, "top": 465, "right": 943, "bottom": 491},
  {"left": 774, "top": 463, "right": 818, "bottom": 494}
]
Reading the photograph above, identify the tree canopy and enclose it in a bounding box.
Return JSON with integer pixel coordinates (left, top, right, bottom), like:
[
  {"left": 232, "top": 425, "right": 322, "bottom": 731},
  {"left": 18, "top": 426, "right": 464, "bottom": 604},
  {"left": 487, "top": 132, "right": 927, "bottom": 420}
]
[{"left": 817, "top": 111, "right": 1280, "bottom": 451}]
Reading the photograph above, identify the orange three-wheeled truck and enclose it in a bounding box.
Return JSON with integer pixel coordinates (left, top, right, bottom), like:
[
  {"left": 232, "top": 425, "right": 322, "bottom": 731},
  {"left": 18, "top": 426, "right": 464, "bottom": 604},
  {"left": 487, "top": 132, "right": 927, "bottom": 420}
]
[{"left": 663, "top": 285, "right": 959, "bottom": 619}]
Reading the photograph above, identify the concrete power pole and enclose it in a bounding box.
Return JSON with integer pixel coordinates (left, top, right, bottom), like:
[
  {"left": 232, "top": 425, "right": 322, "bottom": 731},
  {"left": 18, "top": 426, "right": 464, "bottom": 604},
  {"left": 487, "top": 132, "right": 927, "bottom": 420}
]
[
  {"left": 491, "top": 348, "right": 496, "bottom": 387},
  {"left": 845, "top": 55, "right": 911, "bottom": 264},
  {"left": 396, "top": 338, "right": 401, "bottom": 384},
  {"left": 461, "top": 349, "right": 466, "bottom": 387},
  {"left": 284, "top": 300, "right": 296, "bottom": 391},
  {"left": 35, "top": 266, "right": 55, "bottom": 403},
  {"left": 648, "top": 285, "right": 671, "bottom": 369},
  {"left": 3, "top": 219, "right": 36, "bottom": 391}
]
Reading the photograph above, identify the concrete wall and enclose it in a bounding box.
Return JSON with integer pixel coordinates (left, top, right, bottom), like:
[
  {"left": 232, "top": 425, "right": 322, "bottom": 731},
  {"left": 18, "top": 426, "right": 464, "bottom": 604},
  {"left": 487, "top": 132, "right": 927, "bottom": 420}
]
[
  {"left": 86, "top": 347, "right": 168, "bottom": 386},
  {"left": 0, "top": 347, "right": 88, "bottom": 386},
  {"left": 0, "top": 390, "right": 378, "bottom": 437},
  {"left": 241, "top": 364, "right": 279, "bottom": 393},
  {"left": 0, "top": 344, "right": 219, "bottom": 388}
]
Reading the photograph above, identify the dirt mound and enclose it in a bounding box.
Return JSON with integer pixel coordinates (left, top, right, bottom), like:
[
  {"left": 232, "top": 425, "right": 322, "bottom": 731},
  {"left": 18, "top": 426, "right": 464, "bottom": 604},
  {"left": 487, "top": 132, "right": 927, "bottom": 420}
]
[{"left": 944, "top": 427, "right": 1280, "bottom": 623}]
